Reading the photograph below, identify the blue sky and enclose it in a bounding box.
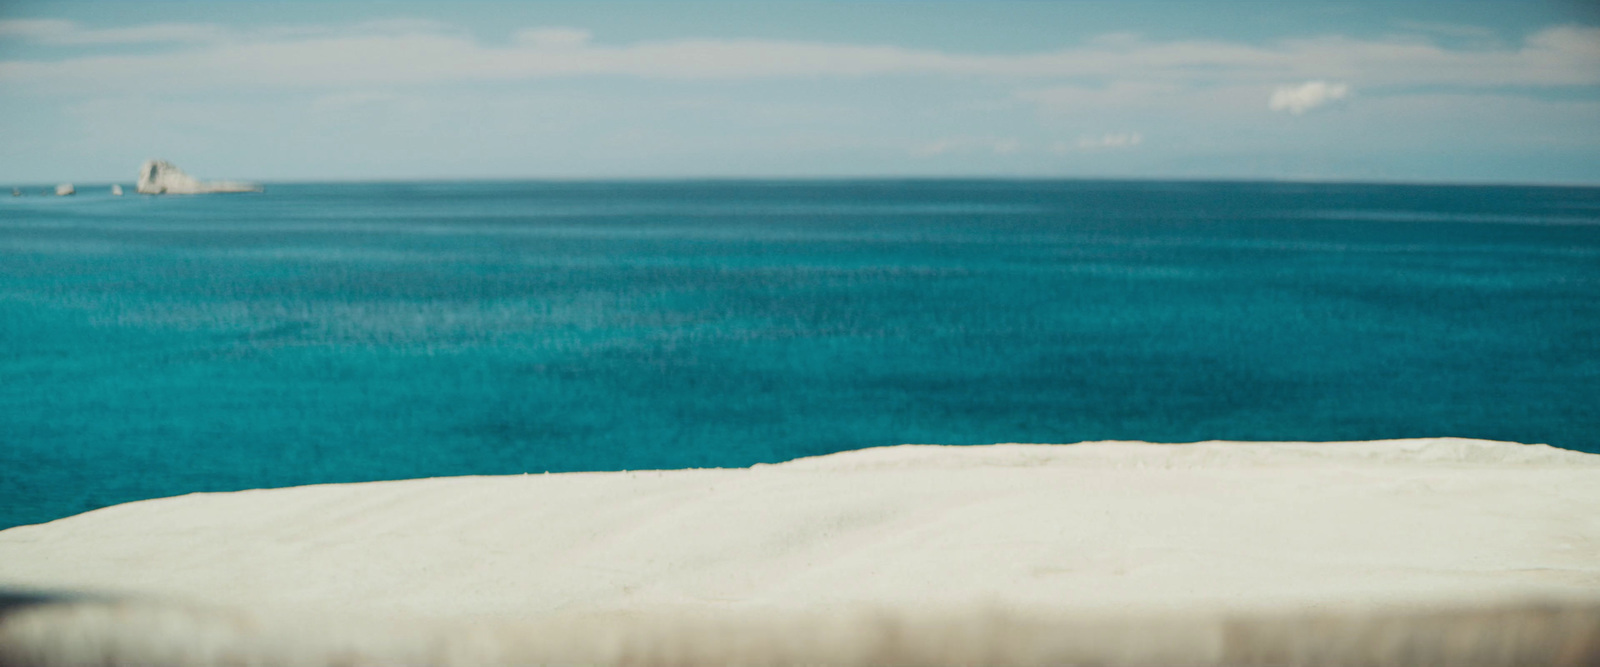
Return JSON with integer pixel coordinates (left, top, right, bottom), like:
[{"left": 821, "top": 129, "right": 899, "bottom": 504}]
[{"left": 3, "top": 1, "right": 1598, "bottom": 183}]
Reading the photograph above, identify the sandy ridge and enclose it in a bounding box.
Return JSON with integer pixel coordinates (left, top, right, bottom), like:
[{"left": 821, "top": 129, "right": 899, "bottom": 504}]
[
  {"left": 0, "top": 438, "right": 1596, "bottom": 617},
  {"left": 1, "top": 439, "right": 1598, "bottom": 665}
]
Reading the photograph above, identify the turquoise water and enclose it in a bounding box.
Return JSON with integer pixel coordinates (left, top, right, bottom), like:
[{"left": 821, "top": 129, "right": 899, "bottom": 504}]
[{"left": 2, "top": 180, "right": 1598, "bottom": 528}]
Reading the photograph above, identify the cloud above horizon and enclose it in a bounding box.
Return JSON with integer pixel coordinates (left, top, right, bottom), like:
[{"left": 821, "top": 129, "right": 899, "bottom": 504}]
[
  {"left": 2, "top": 19, "right": 1598, "bottom": 92},
  {"left": 0, "top": 18, "right": 227, "bottom": 44},
  {"left": 1, "top": 12, "right": 1597, "bottom": 183},
  {"left": 1077, "top": 133, "right": 1144, "bottom": 150},
  {"left": 1269, "top": 81, "right": 1351, "bottom": 114}
]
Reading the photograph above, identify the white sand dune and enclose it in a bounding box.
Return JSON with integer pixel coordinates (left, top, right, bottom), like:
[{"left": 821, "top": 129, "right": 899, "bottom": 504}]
[{"left": 1, "top": 438, "right": 1597, "bottom": 665}]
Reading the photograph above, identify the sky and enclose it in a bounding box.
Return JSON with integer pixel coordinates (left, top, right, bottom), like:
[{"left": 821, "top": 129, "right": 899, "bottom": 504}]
[{"left": 2, "top": 1, "right": 1598, "bottom": 184}]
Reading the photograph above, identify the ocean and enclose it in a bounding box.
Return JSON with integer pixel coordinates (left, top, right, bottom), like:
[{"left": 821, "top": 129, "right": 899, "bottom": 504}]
[{"left": 2, "top": 180, "right": 1597, "bottom": 529}]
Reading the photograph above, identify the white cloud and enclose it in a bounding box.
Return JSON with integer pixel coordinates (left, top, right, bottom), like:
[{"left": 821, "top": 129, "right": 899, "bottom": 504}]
[
  {"left": 911, "top": 137, "right": 1023, "bottom": 157},
  {"left": 0, "top": 19, "right": 72, "bottom": 38},
  {"left": 1390, "top": 21, "right": 1497, "bottom": 39},
  {"left": 0, "top": 19, "right": 228, "bottom": 45},
  {"left": 349, "top": 19, "right": 458, "bottom": 36},
  {"left": 514, "top": 27, "right": 593, "bottom": 50},
  {"left": 1049, "top": 133, "right": 1143, "bottom": 154},
  {"left": 3, "top": 17, "right": 1598, "bottom": 183},
  {"left": 1269, "top": 81, "right": 1350, "bottom": 114},
  {"left": 2, "top": 22, "right": 1597, "bottom": 93},
  {"left": 1079, "top": 132, "right": 1143, "bottom": 149}
]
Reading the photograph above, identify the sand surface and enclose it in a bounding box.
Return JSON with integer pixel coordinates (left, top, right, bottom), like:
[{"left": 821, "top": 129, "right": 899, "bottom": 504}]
[
  {"left": 2, "top": 438, "right": 1597, "bottom": 617},
  {"left": 1, "top": 439, "right": 1598, "bottom": 665}
]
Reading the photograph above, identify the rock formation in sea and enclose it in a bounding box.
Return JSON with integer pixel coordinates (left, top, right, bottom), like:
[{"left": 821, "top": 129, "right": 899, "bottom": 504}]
[
  {"left": 54, "top": 184, "right": 75, "bottom": 196},
  {"left": 136, "top": 160, "right": 261, "bottom": 195},
  {"left": 111, "top": 184, "right": 123, "bottom": 196}
]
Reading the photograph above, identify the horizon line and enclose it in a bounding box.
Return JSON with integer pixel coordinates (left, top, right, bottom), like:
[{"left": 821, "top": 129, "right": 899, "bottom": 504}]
[{"left": 9, "top": 175, "right": 1600, "bottom": 189}]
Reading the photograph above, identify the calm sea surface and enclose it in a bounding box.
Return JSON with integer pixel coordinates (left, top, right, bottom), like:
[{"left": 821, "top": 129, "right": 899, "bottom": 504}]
[{"left": 2, "top": 180, "right": 1598, "bottom": 528}]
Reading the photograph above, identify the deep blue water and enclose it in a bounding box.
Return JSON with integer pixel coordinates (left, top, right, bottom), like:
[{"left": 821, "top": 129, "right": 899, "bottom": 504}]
[{"left": 2, "top": 180, "right": 1598, "bottom": 529}]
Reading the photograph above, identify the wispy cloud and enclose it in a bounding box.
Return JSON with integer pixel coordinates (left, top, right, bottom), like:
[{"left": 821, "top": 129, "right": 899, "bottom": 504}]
[
  {"left": 1390, "top": 21, "right": 1498, "bottom": 39},
  {"left": 1046, "top": 133, "right": 1144, "bottom": 154},
  {"left": 0, "top": 19, "right": 229, "bottom": 45},
  {"left": 4, "top": 16, "right": 1598, "bottom": 183},
  {"left": 911, "top": 137, "right": 1022, "bottom": 157},
  {"left": 2, "top": 22, "right": 1597, "bottom": 92},
  {"left": 1269, "top": 81, "right": 1351, "bottom": 114},
  {"left": 1078, "top": 133, "right": 1144, "bottom": 149},
  {"left": 513, "top": 27, "right": 594, "bottom": 50}
]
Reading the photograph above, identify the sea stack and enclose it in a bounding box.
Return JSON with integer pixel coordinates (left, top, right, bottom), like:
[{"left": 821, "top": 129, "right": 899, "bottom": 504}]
[
  {"left": 111, "top": 184, "right": 123, "bottom": 196},
  {"left": 136, "top": 160, "right": 261, "bottom": 195},
  {"left": 54, "top": 184, "right": 75, "bottom": 196}
]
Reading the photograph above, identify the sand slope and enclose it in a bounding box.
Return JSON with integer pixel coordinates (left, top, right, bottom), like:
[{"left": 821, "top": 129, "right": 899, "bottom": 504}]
[{"left": 1, "top": 439, "right": 1597, "bottom": 665}]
